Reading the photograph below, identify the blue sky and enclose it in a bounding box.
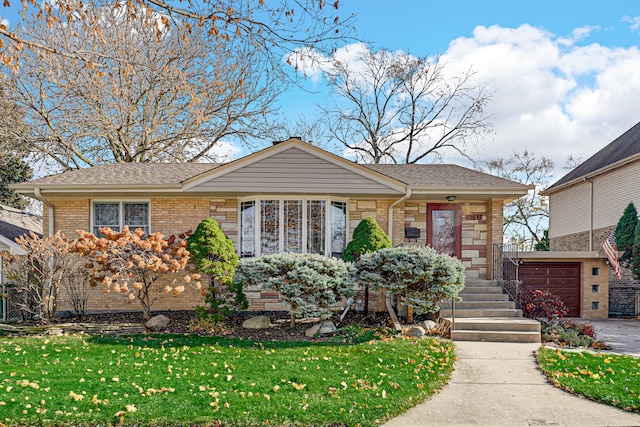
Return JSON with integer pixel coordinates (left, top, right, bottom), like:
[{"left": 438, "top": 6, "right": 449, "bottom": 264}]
[
  {"left": 2, "top": 1, "right": 640, "bottom": 181},
  {"left": 278, "top": 0, "right": 640, "bottom": 181}
]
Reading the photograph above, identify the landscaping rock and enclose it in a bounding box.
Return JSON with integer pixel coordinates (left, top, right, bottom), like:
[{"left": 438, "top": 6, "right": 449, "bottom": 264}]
[
  {"left": 421, "top": 320, "right": 437, "bottom": 331},
  {"left": 305, "top": 321, "right": 337, "bottom": 337},
  {"left": 242, "top": 315, "right": 272, "bottom": 329},
  {"left": 55, "top": 310, "right": 75, "bottom": 320},
  {"left": 145, "top": 314, "right": 170, "bottom": 332},
  {"left": 403, "top": 325, "right": 426, "bottom": 337}
]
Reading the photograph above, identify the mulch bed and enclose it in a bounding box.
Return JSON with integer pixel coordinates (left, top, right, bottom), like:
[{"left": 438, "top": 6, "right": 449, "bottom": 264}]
[{"left": 47, "top": 309, "right": 398, "bottom": 341}]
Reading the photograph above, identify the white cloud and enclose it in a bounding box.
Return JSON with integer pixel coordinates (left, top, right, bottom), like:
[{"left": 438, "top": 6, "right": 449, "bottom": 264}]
[
  {"left": 440, "top": 24, "right": 640, "bottom": 180},
  {"left": 286, "top": 24, "right": 640, "bottom": 183},
  {"left": 0, "top": 18, "right": 8, "bottom": 29},
  {"left": 623, "top": 15, "right": 640, "bottom": 32}
]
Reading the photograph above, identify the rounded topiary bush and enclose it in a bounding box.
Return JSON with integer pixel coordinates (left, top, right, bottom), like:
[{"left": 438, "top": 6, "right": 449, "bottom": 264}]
[
  {"left": 356, "top": 246, "right": 465, "bottom": 318},
  {"left": 342, "top": 217, "right": 392, "bottom": 262},
  {"left": 234, "top": 252, "right": 356, "bottom": 326}
]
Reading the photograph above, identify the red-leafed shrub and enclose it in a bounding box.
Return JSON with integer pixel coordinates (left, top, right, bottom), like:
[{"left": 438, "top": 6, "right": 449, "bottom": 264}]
[{"left": 518, "top": 286, "right": 568, "bottom": 321}]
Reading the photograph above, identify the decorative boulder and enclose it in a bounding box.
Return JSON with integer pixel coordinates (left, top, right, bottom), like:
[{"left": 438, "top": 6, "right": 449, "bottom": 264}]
[
  {"left": 305, "top": 321, "right": 337, "bottom": 337},
  {"left": 242, "top": 315, "right": 272, "bottom": 329},
  {"left": 145, "top": 314, "right": 170, "bottom": 332},
  {"left": 403, "top": 325, "right": 426, "bottom": 338},
  {"left": 421, "top": 320, "right": 437, "bottom": 331}
]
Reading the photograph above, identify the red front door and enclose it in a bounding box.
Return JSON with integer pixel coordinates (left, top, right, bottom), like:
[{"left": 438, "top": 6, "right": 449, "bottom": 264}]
[{"left": 427, "top": 203, "right": 462, "bottom": 259}]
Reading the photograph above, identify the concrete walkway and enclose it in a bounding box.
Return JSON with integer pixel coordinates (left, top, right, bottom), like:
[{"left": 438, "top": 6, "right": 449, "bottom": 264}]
[{"left": 383, "top": 341, "right": 640, "bottom": 427}]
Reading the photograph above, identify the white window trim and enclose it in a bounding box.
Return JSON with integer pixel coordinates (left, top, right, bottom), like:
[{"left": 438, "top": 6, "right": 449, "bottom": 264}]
[
  {"left": 238, "top": 196, "right": 349, "bottom": 257},
  {"left": 91, "top": 200, "right": 151, "bottom": 235}
]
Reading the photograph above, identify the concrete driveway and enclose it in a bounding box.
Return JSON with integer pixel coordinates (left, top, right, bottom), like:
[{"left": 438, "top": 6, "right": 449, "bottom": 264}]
[{"left": 579, "top": 318, "right": 640, "bottom": 357}]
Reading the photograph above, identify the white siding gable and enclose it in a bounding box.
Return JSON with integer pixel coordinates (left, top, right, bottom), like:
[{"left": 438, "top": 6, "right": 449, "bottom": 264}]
[{"left": 184, "top": 146, "right": 404, "bottom": 195}]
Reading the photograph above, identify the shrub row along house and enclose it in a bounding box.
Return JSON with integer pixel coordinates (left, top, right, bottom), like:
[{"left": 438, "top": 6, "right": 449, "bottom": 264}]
[{"left": 12, "top": 138, "right": 531, "bottom": 313}]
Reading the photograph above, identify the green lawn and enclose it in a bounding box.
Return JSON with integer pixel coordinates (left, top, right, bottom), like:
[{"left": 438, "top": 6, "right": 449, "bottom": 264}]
[
  {"left": 0, "top": 333, "right": 454, "bottom": 426},
  {"left": 537, "top": 347, "right": 640, "bottom": 413}
]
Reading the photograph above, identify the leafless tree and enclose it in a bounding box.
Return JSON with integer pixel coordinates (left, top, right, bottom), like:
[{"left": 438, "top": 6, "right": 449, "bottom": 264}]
[
  {"left": 321, "top": 47, "right": 492, "bottom": 164},
  {"left": 1, "top": 0, "right": 354, "bottom": 70},
  {"left": 482, "top": 151, "right": 553, "bottom": 250},
  {"left": 1, "top": 2, "right": 283, "bottom": 169}
]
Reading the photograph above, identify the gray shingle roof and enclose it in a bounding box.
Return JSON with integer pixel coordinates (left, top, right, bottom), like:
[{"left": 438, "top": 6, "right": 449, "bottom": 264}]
[
  {"left": 20, "top": 163, "right": 220, "bottom": 187},
  {"left": 545, "top": 121, "right": 640, "bottom": 193},
  {"left": 0, "top": 205, "right": 42, "bottom": 243},
  {"left": 363, "top": 164, "right": 526, "bottom": 188}
]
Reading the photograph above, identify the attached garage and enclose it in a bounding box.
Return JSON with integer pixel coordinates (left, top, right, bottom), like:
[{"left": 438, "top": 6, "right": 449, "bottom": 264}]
[
  {"left": 515, "top": 252, "right": 610, "bottom": 319},
  {"left": 518, "top": 262, "right": 581, "bottom": 317}
]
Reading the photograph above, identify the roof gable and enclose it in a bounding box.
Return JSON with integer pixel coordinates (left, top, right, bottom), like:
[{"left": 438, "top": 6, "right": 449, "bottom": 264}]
[
  {"left": 182, "top": 139, "right": 406, "bottom": 195},
  {"left": 545, "top": 121, "right": 640, "bottom": 193}
]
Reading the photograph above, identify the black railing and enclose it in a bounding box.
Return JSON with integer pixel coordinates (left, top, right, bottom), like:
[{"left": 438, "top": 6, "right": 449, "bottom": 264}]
[
  {"left": 493, "top": 243, "right": 521, "bottom": 305},
  {"left": 1, "top": 284, "right": 22, "bottom": 323}
]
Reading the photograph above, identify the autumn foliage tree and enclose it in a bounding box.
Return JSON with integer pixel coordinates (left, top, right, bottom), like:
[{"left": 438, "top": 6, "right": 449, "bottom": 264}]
[
  {"left": 71, "top": 226, "right": 197, "bottom": 320},
  {"left": 2, "top": 231, "right": 84, "bottom": 322}
]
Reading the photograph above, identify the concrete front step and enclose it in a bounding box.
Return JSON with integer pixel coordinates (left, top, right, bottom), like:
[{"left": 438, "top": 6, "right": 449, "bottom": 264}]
[
  {"left": 452, "top": 317, "right": 540, "bottom": 332},
  {"left": 450, "top": 318, "right": 541, "bottom": 343},
  {"left": 440, "top": 308, "right": 522, "bottom": 318},
  {"left": 451, "top": 330, "right": 541, "bottom": 343},
  {"left": 464, "top": 279, "right": 502, "bottom": 287},
  {"left": 460, "top": 286, "right": 505, "bottom": 294},
  {"left": 458, "top": 293, "right": 510, "bottom": 301},
  {"left": 442, "top": 300, "right": 515, "bottom": 310}
]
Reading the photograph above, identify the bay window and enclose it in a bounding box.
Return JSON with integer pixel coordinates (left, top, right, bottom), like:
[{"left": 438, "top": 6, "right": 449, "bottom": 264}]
[{"left": 239, "top": 197, "right": 348, "bottom": 258}]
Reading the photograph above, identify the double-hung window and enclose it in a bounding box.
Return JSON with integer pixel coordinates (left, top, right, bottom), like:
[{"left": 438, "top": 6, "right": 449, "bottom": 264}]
[
  {"left": 239, "top": 197, "right": 347, "bottom": 258},
  {"left": 92, "top": 201, "right": 150, "bottom": 236}
]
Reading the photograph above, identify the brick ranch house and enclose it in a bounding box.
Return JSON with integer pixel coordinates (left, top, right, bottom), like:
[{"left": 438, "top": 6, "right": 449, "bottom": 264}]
[{"left": 13, "top": 138, "right": 531, "bottom": 313}]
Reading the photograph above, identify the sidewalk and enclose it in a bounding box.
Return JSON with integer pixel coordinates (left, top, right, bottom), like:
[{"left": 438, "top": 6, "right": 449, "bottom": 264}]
[{"left": 383, "top": 341, "right": 640, "bottom": 427}]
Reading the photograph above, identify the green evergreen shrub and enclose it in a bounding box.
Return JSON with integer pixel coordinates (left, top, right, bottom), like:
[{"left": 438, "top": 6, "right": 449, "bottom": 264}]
[
  {"left": 187, "top": 217, "right": 247, "bottom": 322},
  {"left": 615, "top": 202, "right": 638, "bottom": 263},
  {"left": 234, "top": 253, "right": 356, "bottom": 326},
  {"left": 356, "top": 246, "right": 465, "bottom": 316},
  {"left": 342, "top": 217, "right": 392, "bottom": 312},
  {"left": 342, "top": 217, "right": 392, "bottom": 262},
  {"left": 632, "top": 220, "right": 640, "bottom": 281}
]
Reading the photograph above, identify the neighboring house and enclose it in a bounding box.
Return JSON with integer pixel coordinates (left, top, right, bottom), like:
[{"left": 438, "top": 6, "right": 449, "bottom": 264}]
[
  {"left": 13, "top": 138, "right": 531, "bottom": 313},
  {"left": 0, "top": 205, "right": 43, "bottom": 255},
  {"left": 541, "top": 121, "right": 640, "bottom": 316}
]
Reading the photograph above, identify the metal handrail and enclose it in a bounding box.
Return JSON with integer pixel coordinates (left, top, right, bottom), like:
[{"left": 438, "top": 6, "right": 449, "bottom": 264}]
[{"left": 493, "top": 243, "right": 520, "bottom": 304}]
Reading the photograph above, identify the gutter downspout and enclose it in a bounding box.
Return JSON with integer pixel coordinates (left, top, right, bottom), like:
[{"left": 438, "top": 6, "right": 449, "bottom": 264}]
[
  {"left": 386, "top": 188, "right": 411, "bottom": 332},
  {"left": 34, "top": 188, "right": 56, "bottom": 318},
  {"left": 584, "top": 178, "right": 593, "bottom": 251},
  {"left": 387, "top": 188, "right": 412, "bottom": 242},
  {"left": 34, "top": 188, "right": 54, "bottom": 236}
]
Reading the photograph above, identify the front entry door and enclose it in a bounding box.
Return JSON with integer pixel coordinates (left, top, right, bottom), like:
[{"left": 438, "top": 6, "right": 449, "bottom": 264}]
[{"left": 427, "top": 203, "right": 462, "bottom": 259}]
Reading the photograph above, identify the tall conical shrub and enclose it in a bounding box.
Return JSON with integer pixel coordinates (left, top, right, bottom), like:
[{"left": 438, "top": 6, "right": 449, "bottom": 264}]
[
  {"left": 615, "top": 202, "right": 638, "bottom": 263},
  {"left": 342, "top": 217, "right": 392, "bottom": 312}
]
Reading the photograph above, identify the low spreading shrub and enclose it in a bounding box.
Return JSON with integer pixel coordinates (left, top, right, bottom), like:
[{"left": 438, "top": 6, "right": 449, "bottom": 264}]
[
  {"left": 542, "top": 318, "right": 596, "bottom": 348},
  {"left": 356, "top": 246, "right": 465, "bottom": 320},
  {"left": 518, "top": 285, "right": 568, "bottom": 321},
  {"left": 234, "top": 253, "right": 356, "bottom": 326}
]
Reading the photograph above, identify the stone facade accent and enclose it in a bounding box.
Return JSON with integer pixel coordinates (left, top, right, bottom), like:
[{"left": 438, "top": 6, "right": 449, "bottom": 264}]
[{"left": 46, "top": 196, "right": 505, "bottom": 314}]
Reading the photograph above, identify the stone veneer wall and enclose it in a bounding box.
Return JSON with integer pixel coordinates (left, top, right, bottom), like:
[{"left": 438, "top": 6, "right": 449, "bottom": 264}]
[{"left": 403, "top": 201, "right": 491, "bottom": 279}]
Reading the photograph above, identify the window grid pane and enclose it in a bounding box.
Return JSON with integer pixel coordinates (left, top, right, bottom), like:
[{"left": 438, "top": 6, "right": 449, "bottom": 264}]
[
  {"left": 330, "top": 201, "right": 347, "bottom": 257},
  {"left": 283, "top": 200, "right": 302, "bottom": 253},
  {"left": 307, "top": 200, "right": 326, "bottom": 254},
  {"left": 240, "top": 201, "right": 255, "bottom": 258},
  {"left": 261, "top": 200, "right": 280, "bottom": 255},
  {"left": 124, "top": 203, "right": 149, "bottom": 234},
  {"left": 94, "top": 203, "right": 120, "bottom": 236}
]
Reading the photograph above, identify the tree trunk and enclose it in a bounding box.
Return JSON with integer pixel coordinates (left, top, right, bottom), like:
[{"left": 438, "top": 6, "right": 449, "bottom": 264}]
[
  {"left": 407, "top": 306, "right": 414, "bottom": 323},
  {"left": 290, "top": 313, "right": 296, "bottom": 328}
]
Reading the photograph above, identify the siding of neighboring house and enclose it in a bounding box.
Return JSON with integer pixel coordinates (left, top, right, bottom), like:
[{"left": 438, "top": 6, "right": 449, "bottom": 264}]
[
  {"left": 548, "top": 160, "right": 640, "bottom": 251},
  {"left": 185, "top": 147, "right": 403, "bottom": 195}
]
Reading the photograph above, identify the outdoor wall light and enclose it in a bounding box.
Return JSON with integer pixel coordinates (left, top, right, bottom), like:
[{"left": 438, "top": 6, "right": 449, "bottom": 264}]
[{"left": 446, "top": 195, "right": 456, "bottom": 202}]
